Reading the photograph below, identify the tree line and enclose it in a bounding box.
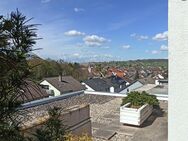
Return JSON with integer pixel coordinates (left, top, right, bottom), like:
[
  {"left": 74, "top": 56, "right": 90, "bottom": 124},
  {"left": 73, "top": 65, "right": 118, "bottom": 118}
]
[{"left": 28, "top": 57, "right": 88, "bottom": 82}]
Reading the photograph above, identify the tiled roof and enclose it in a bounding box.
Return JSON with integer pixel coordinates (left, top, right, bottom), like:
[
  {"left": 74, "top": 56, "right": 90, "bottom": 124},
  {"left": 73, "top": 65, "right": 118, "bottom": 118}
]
[
  {"left": 19, "top": 81, "right": 49, "bottom": 103},
  {"left": 139, "top": 77, "right": 155, "bottom": 84},
  {"left": 44, "top": 76, "right": 85, "bottom": 94}
]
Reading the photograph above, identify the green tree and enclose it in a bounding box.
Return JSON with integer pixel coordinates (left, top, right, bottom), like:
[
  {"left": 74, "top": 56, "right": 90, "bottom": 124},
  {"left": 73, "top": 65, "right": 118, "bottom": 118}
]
[
  {"left": 33, "top": 107, "right": 67, "bottom": 141},
  {"left": 0, "top": 10, "right": 39, "bottom": 140},
  {"left": 0, "top": 10, "right": 72, "bottom": 141}
]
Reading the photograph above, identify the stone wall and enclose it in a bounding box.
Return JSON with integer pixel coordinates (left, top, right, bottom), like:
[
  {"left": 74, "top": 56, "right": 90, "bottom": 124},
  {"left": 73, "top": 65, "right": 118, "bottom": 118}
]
[{"left": 22, "top": 104, "right": 92, "bottom": 136}]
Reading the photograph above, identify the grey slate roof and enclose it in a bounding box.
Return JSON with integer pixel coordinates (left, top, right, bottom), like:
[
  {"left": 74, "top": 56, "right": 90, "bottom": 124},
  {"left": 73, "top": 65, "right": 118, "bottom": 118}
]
[
  {"left": 84, "top": 78, "right": 110, "bottom": 92},
  {"left": 104, "top": 76, "right": 127, "bottom": 92},
  {"left": 43, "top": 76, "right": 85, "bottom": 94},
  {"left": 84, "top": 76, "right": 127, "bottom": 92}
]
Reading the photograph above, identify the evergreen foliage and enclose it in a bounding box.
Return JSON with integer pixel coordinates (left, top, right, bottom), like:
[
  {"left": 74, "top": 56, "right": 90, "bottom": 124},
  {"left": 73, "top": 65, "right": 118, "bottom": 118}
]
[
  {"left": 121, "top": 91, "right": 159, "bottom": 107},
  {"left": 0, "top": 9, "right": 39, "bottom": 140},
  {"left": 33, "top": 107, "right": 67, "bottom": 141}
]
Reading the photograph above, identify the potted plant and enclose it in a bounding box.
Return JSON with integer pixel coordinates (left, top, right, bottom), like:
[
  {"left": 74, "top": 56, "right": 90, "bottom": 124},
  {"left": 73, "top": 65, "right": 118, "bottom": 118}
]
[{"left": 120, "top": 91, "right": 159, "bottom": 126}]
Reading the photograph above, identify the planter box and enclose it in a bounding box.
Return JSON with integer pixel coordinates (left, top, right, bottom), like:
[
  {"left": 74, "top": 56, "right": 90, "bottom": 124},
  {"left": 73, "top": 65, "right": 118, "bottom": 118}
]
[{"left": 120, "top": 103, "right": 153, "bottom": 126}]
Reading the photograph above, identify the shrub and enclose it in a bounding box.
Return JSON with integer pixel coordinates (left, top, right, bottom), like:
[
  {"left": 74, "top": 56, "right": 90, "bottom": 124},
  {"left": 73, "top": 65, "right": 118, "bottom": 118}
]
[
  {"left": 121, "top": 91, "right": 159, "bottom": 108},
  {"left": 33, "top": 107, "right": 67, "bottom": 141}
]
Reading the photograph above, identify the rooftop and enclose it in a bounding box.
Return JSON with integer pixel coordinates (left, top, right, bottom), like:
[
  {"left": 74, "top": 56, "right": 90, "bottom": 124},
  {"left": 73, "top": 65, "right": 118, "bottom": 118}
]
[
  {"left": 84, "top": 76, "right": 127, "bottom": 92},
  {"left": 135, "top": 84, "right": 168, "bottom": 95},
  {"left": 134, "top": 84, "right": 156, "bottom": 92},
  {"left": 42, "top": 76, "right": 85, "bottom": 94},
  {"left": 90, "top": 97, "right": 168, "bottom": 141},
  {"left": 84, "top": 78, "right": 110, "bottom": 92},
  {"left": 19, "top": 81, "right": 49, "bottom": 103},
  {"left": 147, "top": 85, "right": 168, "bottom": 95},
  {"left": 24, "top": 93, "right": 168, "bottom": 141},
  {"left": 139, "top": 77, "right": 155, "bottom": 84}
]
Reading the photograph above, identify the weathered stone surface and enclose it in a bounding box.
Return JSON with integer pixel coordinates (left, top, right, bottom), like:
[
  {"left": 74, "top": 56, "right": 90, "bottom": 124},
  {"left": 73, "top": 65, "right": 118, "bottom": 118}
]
[
  {"left": 90, "top": 98, "right": 168, "bottom": 141},
  {"left": 23, "top": 94, "right": 167, "bottom": 141}
]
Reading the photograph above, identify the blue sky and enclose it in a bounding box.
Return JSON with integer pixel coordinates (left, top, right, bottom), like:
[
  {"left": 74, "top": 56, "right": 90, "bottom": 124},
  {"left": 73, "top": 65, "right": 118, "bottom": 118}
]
[{"left": 0, "top": 0, "right": 168, "bottom": 62}]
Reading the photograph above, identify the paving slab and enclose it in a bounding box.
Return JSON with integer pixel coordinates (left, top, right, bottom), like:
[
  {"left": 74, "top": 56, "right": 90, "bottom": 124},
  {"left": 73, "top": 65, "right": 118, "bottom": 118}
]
[
  {"left": 131, "top": 116, "right": 168, "bottom": 141},
  {"left": 93, "top": 129, "right": 116, "bottom": 140},
  {"left": 92, "top": 122, "right": 108, "bottom": 129},
  {"left": 90, "top": 97, "right": 168, "bottom": 141},
  {"left": 109, "top": 133, "right": 133, "bottom": 141},
  {"left": 118, "top": 126, "right": 139, "bottom": 136}
]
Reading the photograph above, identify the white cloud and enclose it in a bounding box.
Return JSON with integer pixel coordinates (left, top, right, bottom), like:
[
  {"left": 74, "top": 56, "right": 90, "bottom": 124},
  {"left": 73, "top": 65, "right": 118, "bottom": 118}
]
[
  {"left": 151, "top": 50, "right": 160, "bottom": 54},
  {"left": 152, "top": 31, "right": 168, "bottom": 41},
  {"left": 64, "top": 30, "right": 85, "bottom": 36},
  {"left": 74, "top": 8, "right": 85, "bottom": 12},
  {"left": 73, "top": 53, "right": 80, "bottom": 56},
  {"left": 160, "top": 44, "right": 168, "bottom": 51},
  {"left": 122, "top": 45, "right": 131, "bottom": 49},
  {"left": 83, "top": 35, "right": 109, "bottom": 46},
  {"left": 130, "top": 33, "right": 148, "bottom": 40}
]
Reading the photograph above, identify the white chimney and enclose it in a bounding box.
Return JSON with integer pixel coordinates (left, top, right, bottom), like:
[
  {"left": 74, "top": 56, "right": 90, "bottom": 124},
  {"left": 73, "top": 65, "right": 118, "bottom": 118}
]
[
  {"left": 155, "top": 79, "right": 159, "bottom": 85},
  {"left": 59, "top": 75, "right": 62, "bottom": 82},
  {"left": 110, "top": 87, "right": 114, "bottom": 93}
]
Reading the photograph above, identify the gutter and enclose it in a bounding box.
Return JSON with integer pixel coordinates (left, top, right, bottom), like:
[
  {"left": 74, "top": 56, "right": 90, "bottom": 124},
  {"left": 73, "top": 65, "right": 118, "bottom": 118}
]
[{"left": 18, "top": 90, "right": 85, "bottom": 110}]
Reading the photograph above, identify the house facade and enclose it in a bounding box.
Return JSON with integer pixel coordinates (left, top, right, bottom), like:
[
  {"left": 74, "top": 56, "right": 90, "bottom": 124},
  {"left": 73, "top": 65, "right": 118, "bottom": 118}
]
[
  {"left": 40, "top": 80, "right": 61, "bottom": 96},
  {"left": 40, "top": 76, "right": 85, "bottom": 96}
]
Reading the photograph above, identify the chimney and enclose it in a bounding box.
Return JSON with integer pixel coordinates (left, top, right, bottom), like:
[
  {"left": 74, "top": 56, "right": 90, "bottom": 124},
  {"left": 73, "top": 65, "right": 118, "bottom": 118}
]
[
  {"left": 110, "top": 87, "right": 114, "bottom": 93},
  {"left": 59, "top": 74, "right": 62, "bottom": 82}
]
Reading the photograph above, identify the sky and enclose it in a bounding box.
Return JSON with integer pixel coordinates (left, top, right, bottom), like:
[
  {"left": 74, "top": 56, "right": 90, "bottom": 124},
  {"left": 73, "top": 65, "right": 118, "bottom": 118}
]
[{"left": 0, "top": 0, "right": 168, "bottom": 62}]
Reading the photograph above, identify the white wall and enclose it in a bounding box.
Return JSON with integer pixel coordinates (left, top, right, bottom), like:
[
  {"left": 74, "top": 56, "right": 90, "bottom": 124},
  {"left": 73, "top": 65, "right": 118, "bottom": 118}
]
[
  {"left": 81, "top": 82, "right": 95, "bottom": 91},
  {"left": 120, "top": 81, "right": 143, "bottom": 94},
  {"left": 169, "top": 0, "right": 188, "bottom": 140},
  {"left": 84, "top": 90, "right": 127, "bottom": 97},
  {"left": 40, "top": 80, "right": 61, "bottom": 96},
  {"left": 155, "top": 80, "right": 160, "bottom": 85}
]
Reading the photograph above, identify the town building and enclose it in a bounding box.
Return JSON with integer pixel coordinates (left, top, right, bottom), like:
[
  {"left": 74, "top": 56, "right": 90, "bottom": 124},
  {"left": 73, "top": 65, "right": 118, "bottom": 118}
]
[{"left": 40, "top": 76, "right": 85, "bottom": 96}]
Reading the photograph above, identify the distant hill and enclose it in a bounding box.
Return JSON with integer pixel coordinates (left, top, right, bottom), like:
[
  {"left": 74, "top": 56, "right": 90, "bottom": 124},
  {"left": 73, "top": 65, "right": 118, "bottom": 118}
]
[{"left": 93, "top": 59, "right": 168, "bottom": 69}]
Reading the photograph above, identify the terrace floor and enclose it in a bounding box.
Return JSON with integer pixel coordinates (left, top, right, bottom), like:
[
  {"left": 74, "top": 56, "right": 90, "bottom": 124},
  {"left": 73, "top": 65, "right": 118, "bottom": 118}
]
[
  {"left": 26, "top": 93, "right": 167, "bottom": 141},
  {"left": 90, "top": 97, "right": 168, "bottom": 141}
]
